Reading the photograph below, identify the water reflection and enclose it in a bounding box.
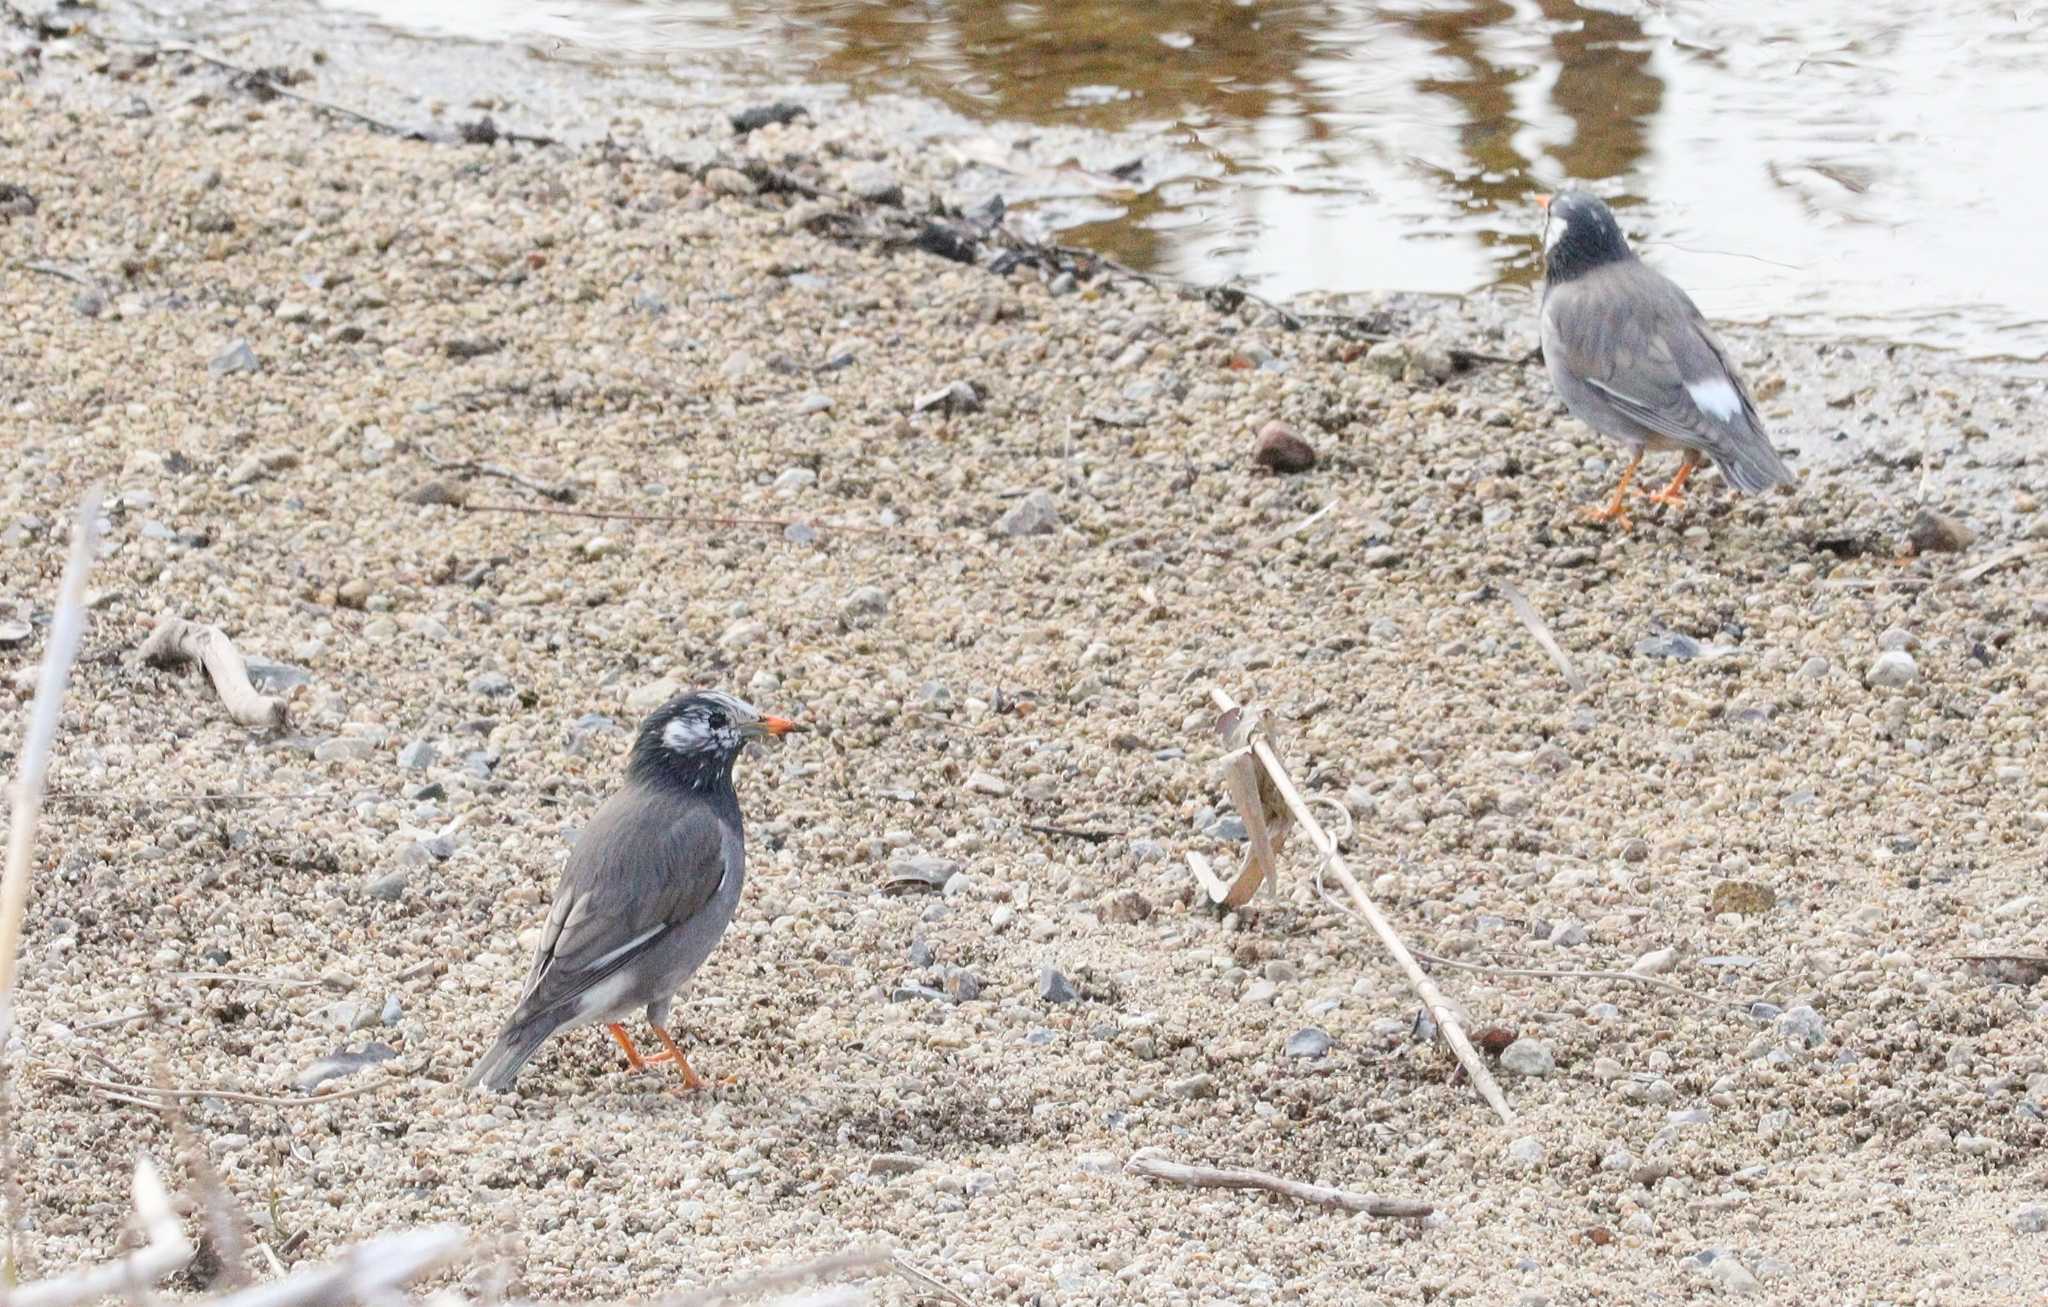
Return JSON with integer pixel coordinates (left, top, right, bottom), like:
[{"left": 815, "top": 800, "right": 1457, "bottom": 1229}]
[{"left": 294, "top": 0, "right": 2048, "bottom": 356}]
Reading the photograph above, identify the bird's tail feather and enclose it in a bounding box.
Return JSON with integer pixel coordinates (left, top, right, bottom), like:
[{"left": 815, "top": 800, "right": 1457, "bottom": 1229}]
[
  {"left": 1713, "top": 434, "right": 1795, "bottom": 496},
  {"left": 465, "top": 1015, "right": 559, "bottom": 1092}
]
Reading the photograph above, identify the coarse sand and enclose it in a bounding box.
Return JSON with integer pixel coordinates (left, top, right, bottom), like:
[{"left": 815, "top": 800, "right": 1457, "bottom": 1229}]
[{"left": 1, "top": 17, "right": 2045, "bottom": 1307}]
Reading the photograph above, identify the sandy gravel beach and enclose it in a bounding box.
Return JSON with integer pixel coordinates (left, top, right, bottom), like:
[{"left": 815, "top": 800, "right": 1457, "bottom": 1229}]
[{"left": 2, "top": 14, "right": 2046, "bottom": 1306}]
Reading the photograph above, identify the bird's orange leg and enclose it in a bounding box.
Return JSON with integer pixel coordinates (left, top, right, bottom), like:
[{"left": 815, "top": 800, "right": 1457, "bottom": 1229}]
[
  {"left": 606, "top": 1023, "right": 648, "bottom": 1071},
  {"left": 644, "top": 1022, "right": 707, "bottom": 1091},
  {"left": 1645, "top": 454, "right": 1700, "bottom": 509},
  {"left": 1581, "top": 448, "right": 1643, "bottom": 530}
]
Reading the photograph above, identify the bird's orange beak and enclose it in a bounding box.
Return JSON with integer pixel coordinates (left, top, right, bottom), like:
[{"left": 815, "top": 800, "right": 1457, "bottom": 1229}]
[
  {"left": 1534, "top": 193, "right": 1552, "bottom": 211},
  {"left": 756, "top": 715, "right": 804, "bottom": 738}
]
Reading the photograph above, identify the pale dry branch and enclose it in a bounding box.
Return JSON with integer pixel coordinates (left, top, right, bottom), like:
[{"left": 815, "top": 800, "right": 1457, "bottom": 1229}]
[
  {"left": 0, "top": 488, "right": 103, "bottom": 1013},
  {"left": 1124, "top": 1153, "right": 1432, "bottom": 1218},
  {"left": 203, "top": 1225, "right": 468, "bottom": 1307},
  {"left": 890, "top": 1254, "right": 972, "bottom": 1306},
  {"left": 10, "top": 1157, "right": 193, "bottom": 1307},
  {"left": 139, "top": 614, "right": 289, "bottom": 730},
  {"left": 1496, "top": 579, "right": 1585, "bottom": 692},
  {"left": 663, "top": 1248, "right": 890, "bottom": 1307},
  {"left": 1206, "top": 688, "right": 1516, "bottom": 1125},
  {"left": 41, "top": 1063, "right": 384, "bottom": 1108},
  {"left": 458, "top": 500, "right": 925, "bottom": 539}
]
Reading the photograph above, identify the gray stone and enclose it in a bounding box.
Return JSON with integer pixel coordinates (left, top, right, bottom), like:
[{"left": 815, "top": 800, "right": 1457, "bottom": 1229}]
[
  {"left": 398, "top": 740, "right": 436, "bottom": 770},
  {"left": 1504, "top": 1135, "right": 1545, "bottom": 1167},
  {"left": 914, "top": 380, "right": 981, "bottom": 414},
  {"left": 793, "top": 392, "right": 832, "bottom": 415},
  {"left": 1775, "top": 1005, "right": 1826, "bottom": 1049},
  {"left": 1865, "top": 650, "right": 1918, "bottom": 688},
  {"left": 379, "top": 993, "right": 402, "bottom": 1026},
  {"left": 846, "top": 164, "right": 903, "bottom": 205},
  {"left": 964, "top": 771, "right": 1010, "bottom": 796},
  {"left": 0, "top": 619, "right": 30, "bottom": 647},
  {"left": 469, "top": 671, "right": 514, "bottom": 697},
  {"left": 772, "top": 467, "right": 817, "bottom": 494},
  {"left": 314, "top": 737, "right": 374, "bottom": 764},
  {"left": 1285, "top": 1027, "right": 1332, "bottom": 1059},
  {"left": 1500, "top": 1038, "right": 1556, "bottom": 1077},
  {"left": 995, "top": 490, "right": 1059, "bottom": 537},
  {"left": 839, "top": 585, "right": 889, "bottom": 627},
  {"left": 208, "top": 340, "right": 259, "bottom": 376},
  {"left": 2012, "top": 1204, "right": 2048, "bottom": 1234},
  {"left": 366, "top": 869, "right": 411, "bottom": 902},
  {"left": 1168, "top": 1072, "right": 1217, "bottom": 1099},
  {"left": 243, "top": 659, "right": 312, "bottom": 692},
  {"left": 295, "top": 1042, "right": 396, "bottom": 1092},
  {"left": 1039, "top": 966, "right": 1078, "bottom": 1004}
]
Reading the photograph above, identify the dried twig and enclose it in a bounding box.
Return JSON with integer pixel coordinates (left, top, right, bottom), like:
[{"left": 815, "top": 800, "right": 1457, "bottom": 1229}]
[
  {"left": 201, "top": 1226, "right": 467, "bottom": 1307},
  {"left": 1124, "top": 1153, "right": 1432, "bottom": 1217},
  {"left": 9, "top": 1157, "right": 193, "bottom": 1307},
  {"left": 890, "top": 1253, "right": 972, "bottom": 1306},
  {"left": 458, "top": 500, "right": 922, "bottom": 538},
  {"left": 112, "top": 37, "right": 434, "bottom": 140},
  {"left": 16, "top": 260, "right": 101, "bottom": 289},
  {"left": 421, "top": 445, "right": 574, "bottom": 503},
  {"left": 42, "top": 1064, "right": 384, "bottom": 1108},
  {"left": 1952, "top": 952, "right": 2048, "bottom": 966},
  {"left": 664, "top": 1247, "right": 890, "bottom": 1307},
  {"left": 139, "top": 614, "right": 289, "bottom": 730},
  {"left": 1946, "top": 541, "right": 2044, "bottom": 587},
  {"left": 1207, "top": 688, "right": 1516, "bottom": 1125},
  {"left": 1496, "top": 579, "right": 1585, "bottom": 692},
  {"left": 1020, "top": 822, "right": 1117, "bottom": 844},
  {"left": 1409, "top": 948, "right": 1712, "bottom": 1001},
  {"left": 2, "top": 488, "right": 102, "bottom": 1049}
]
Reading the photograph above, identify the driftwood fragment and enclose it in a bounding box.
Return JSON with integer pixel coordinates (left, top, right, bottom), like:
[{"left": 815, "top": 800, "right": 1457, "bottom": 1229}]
[
  {"left": 1207, "top": 704, "right": 1294, "bottom": 907},
  {"left": 139, "top": 614, "right": 288, "bottom": 729},
  {"left": 1125, "top": 1153, "right": 1432, "bottom": 1218}
]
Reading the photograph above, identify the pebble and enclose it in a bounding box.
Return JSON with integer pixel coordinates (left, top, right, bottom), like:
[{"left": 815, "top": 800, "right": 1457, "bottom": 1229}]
[
  {"left": 964, "top": 771, "right": 1011, "bottom": 796},
  {"left": 398, "top": 740, "right": 437, "bottom": 770},
  {"left": 1168, "top": 1072, "right": 1217, "bottom": 1099},
  {"left": 1252, "top": 420, "right": 1316, "bottom": 473},
  {"left": 994, "top": 490, "right": 1059, "bottom": 537},
  {"left": 207, "top": 340, "right": 259, "bottom": 376},
  {"left": 1908, "top": 508, "right": 1975, "bottom": 554},
  {"left": 365, "top": 868, "right": 412, "bottom": 902},
  {"left": 1865, "top": 650, "right": 1918, "bottom": 688},
  {"left": 1504, "top": 1136, "right": 1545, "bottom": 1167},
  {"left": 845, "top": 164, "right": 903, "bottom": 205},
  {"left": 1500, "top": 1039, "right": 1555, "bottom": 1077},
  {"left": 1039, "top": 967, "right": 1078, "bottom": 1004},
  {"left": 1775, "top": 1005, "right": 1827, "bottom": 1049},
  {"left": 1284, "top": 1027, "right": 1331, "bottom": 1059},
  {"left": 838, "top": 585, "right": 889, "bottom": 627},
  {"left": 705, "top": 166, "right": 757, "bottom": 196},
  {"left": 914, "top": 380, "right": 982, "bottom": 414},
  {"left": 469, "top": 672, "right": 513, "bottom": 697},
  {"left": 295, "top": 1042, "right": 396, "bottom": 1092},
  {"left": 628, "top": 679, "right": 682, "bottom": 713},
  {"left": 0, "top": 620, "right": 30, "bottom": 647},
  {"left": 1698, "top": 1253, "right": 1762, "bottom": 1296},
  {"left": 2013, "top": 1204, "right": 2048, "bottom": 1234}
]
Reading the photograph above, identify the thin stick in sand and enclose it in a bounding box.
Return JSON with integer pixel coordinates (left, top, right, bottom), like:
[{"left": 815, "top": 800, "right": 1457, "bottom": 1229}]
[
  {"left": 1497, "top": 579, "right": 1586, "bottom": 692},
  {"left": 1207, "top": 687, "right": 1517, "bottom": 1126},
  {"left": 1125, "top": 1153, "right": 1433, "bottom": 1218}
]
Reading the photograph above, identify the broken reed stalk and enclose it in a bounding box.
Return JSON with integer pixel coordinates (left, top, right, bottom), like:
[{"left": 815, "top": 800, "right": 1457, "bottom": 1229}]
[
  {"left": 1125, "top": 1153, "right": 1433, "bottom": 1218},
  {"left": 1207, "top": 687, "right": 1517, "bottom": 1126},
  {"left": 139, "top": 614, "right": 289, "bottom": 730},
  {"left": 1, "top": 488, "right": 103, "bottom": 1021},
  {"left": 9, "top": 1157, "right": 192, "bottom": 1307}
]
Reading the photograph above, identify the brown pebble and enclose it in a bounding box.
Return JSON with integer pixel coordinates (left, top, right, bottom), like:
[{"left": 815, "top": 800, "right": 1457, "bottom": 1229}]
[
  {"left": 1907, "top": 508, "right": 1976, "bottom": 555},
  {"left": 1253, "top": 420, "right": 1316, "bottom": 473},
  {"left": 1475, "top": 1026, "right": 1518, "bottom": 1055},
  {"left": 1709, "top": 880, "right": 1777, "bottom": 916}
]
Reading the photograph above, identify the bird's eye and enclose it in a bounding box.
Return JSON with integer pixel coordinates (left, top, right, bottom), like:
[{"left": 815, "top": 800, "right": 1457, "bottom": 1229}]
[{"left": 706, "top": 710, "right": 729, "bottom": 731}]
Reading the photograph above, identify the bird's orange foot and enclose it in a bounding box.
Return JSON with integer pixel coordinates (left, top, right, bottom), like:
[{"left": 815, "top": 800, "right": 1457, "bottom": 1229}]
[
  {"left": 1645, "top": 484, "right": 1688, "bottom": 509},
  {"left": 645, "top": 1024, "right": 708, "bottom": 1091},
  {"left": 1579, "top": 500, "right": 1634, "bottom": 531}
]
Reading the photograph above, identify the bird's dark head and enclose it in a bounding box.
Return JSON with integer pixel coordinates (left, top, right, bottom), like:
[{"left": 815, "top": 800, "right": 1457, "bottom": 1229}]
[
  {"left": 1537, "top": 188, "right": 1634, "bottom": 284},
  {"left": 629, "top": 690, "right": 802, "bottom": 792}
]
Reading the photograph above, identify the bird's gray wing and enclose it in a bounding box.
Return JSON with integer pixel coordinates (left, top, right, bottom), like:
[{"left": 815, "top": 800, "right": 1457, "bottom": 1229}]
[
  {"left": 1546, "top": 263, "right": 1771, "bottom": 459},
  {"left": 508, "top": 789, "right": 733, "bottom": 1023}
]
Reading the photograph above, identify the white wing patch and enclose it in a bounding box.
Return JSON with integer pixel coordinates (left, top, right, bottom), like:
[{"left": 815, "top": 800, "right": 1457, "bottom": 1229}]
[
  {"left": 1543, "top": 216, "right": 1569, "bottom": 252},
  {"left": 579, "top": 923, "right": 664, "bottom": 974},
  {"left": 1687, "top": 378, "right": 1742, "bottom": 422}
]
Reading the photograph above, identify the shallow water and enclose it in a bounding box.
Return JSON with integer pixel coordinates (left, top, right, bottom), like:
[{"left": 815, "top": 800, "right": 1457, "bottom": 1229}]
[{"left": 148, "top": 0, "right": 2048, "bottom": 358}]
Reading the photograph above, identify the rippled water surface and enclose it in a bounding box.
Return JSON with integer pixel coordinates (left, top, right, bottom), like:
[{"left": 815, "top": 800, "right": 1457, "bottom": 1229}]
[{"left": 148, "top": 0, "right": 2048, "bottom": 357}]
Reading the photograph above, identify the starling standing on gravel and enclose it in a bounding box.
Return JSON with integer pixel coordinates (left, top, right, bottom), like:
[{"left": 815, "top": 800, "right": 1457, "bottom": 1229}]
[
  {"left": 467, "top": 691, "right": 801, "bottom": 1092},
  {"left": 1537, "top": 188, "right": 1793, "bottom": 528}
]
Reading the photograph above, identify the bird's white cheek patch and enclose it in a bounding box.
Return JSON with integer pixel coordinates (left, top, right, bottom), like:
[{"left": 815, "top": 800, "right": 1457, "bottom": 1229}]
[
  {"left": 1544, "top": 216, "right": 1569, "bottom": 252},
  {"left": 1687, "top": 378, "right": 1742, "bottom": 422},
  {"left": 662, "top": 719, "right": 704, "bottom": 752}
]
